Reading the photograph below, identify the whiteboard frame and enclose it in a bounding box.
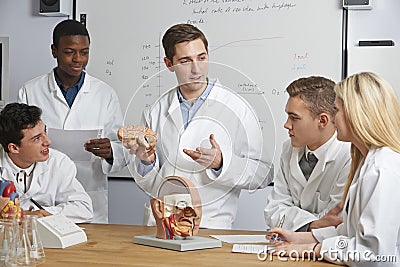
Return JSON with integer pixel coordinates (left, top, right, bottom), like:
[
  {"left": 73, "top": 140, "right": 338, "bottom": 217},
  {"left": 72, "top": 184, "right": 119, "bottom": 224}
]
[{"left": 0, "top": 37, "right": 9, "bottom": 109}]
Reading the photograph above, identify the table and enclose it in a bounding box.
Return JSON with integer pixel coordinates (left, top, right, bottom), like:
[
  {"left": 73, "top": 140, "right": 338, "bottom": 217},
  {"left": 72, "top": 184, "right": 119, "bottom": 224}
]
[{"left": 42, "top": 224, "right": 335, "bottom": 266}]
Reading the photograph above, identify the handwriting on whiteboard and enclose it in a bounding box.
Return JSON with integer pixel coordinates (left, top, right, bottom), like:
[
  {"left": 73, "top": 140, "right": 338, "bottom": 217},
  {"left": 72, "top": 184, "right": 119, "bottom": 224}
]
[
  {"left": 292, "top": 52, "right": 309, "bottom": 71},
  {"left": 183, "top": 0, "right": 297, "bottom": 24},
  {"left": 105, "top": 59, "right": 114, "bottom": 76}
]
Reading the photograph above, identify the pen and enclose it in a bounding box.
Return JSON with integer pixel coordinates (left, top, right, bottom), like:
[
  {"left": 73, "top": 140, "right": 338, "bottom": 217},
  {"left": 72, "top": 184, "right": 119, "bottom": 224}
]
[
  {"left": 270, "top": 215, "right": 286, "bottom": 242},
  {"left": 30, "top": 198, "right": 44, "bottom": 210},
  {"left": 92, "top": 129, "right": 103, "bottom": 150},
  {"left": 97, "top": 129, "right": 103, "bottom": 139},
  {"left": 277, "top": 215, "right": 285, "bottom": 228}
]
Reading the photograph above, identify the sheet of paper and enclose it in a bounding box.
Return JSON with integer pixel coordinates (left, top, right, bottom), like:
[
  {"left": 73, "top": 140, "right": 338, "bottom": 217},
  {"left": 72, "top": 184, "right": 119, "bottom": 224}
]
[
  {"left": 48, "top": 128, "right": 101, "bottom": 161},
  {"left": 210, "top": 235, "right": 269, "bottom": 244},
  {"left": 232, "top": 244, "right": 274, "bottom": 254}
]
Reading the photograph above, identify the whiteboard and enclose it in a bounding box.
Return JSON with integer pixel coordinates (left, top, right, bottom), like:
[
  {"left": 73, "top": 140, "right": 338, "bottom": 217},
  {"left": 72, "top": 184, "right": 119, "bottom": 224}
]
[{"left": 76, "top": 0, "right": 343, "bottom": 170}]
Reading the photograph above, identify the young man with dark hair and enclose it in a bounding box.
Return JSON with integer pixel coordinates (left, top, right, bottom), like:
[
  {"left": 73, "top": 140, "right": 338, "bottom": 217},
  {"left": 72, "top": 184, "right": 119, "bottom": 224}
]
[
  {"left": 264, "top": 76, "right": 351, "bottom": 231},
  {"left": 18, "top": 19, "right": 124, "bottom": 223},
  {"left": 0, "top": 103, "right": 93, "bottom": 223}
]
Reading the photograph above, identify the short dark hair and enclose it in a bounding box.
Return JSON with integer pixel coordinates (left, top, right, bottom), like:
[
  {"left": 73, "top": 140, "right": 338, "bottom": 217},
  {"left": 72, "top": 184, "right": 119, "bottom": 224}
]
[
  {"left": 162, "top": 23, "right": 208, "bottom": 61},
  {"left": 53, "top": 19, "right": 90, "bottom": 49},
  {"left": 286, "top": 76, "right": 337, "bottom": 117},
  {"left": 0, "top": 103, "right": 42, "bottom": 152}
]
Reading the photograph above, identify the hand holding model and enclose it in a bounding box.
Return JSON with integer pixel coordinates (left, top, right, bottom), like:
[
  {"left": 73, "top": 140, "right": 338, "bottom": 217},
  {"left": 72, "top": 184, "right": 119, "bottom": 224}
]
[{"left": 118, "top": 125, "right": 157, "bottom": 164}]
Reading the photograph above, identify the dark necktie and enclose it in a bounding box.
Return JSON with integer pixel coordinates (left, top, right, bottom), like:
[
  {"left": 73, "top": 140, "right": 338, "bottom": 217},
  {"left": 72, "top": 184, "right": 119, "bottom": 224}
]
[
  {"left": 299, "top": 152, "right": 318, "bottom": 180},
  {"left": 16, "top": 170, "right": 28, "bottom": 193}
]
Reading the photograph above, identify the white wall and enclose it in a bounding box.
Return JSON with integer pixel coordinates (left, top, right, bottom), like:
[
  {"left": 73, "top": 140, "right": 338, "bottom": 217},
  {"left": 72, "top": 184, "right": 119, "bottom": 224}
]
[
  {"left": 0, "top": 0, "right": 65, "bottom": 101},
  {"left": 347, "top": 0, "right": 400, "bottom": 46},
  {"left": 346, "top": 0, "right": 400, "bottom": 92}
]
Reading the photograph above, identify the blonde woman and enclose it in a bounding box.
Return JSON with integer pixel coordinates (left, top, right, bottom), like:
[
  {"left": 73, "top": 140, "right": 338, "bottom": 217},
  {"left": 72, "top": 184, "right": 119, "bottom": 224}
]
[{"left": 267, "top": 72, "right": 400, "bottom": 266}]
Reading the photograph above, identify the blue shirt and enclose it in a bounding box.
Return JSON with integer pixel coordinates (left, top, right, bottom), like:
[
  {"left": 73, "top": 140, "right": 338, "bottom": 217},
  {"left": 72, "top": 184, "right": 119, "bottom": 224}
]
[
  {"left": 54, "top": 69, "right": 86, "bottom": 108},
  {"left": 177, "top": 79, "right": 214, "bottom": 129}
]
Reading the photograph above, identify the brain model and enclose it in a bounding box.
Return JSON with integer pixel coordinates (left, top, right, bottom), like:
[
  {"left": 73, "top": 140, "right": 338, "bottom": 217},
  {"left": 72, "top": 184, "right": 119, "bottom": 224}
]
[{"left": 117, "top": 125, "right": 157, "bottom": 151}]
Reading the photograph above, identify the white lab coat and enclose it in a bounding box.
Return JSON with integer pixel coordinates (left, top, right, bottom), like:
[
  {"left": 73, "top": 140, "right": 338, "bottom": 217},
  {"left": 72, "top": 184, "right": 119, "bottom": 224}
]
[
  {"left": 128, "top": 80, "right": 274, "bottom": 229},
  {"left": 264, "top": 135, "right": 351, "bottom": 231},
  {"left": 313, "top": 147, "right": 400, "bottom": 266},
  {"left": 18, "top": 70, "right": 125, "bottom": 223},
  {"left": 0, "top": 148, "right": 93, "bottom": 223}
]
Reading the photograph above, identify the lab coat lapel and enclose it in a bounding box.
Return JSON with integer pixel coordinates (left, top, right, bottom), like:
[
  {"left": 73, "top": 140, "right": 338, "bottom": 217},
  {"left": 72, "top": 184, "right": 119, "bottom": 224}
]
[
  {"left": 0, "top": 150, "right": 12, "bottom": 180},
  {"left": 306, "top": 140, "right": 341, "bottom": 186},
  {"left": 167, "top": 88, "right": 184, "bottom": 131},
  {"left": 344, "top": 167, "right": 361, "bottom": 237},
  {"left": 0, "top": 149, "right": 7, "bottom": 168},
  {"left": 61, "top": 74, "right": 91, "bottom": 128},
  {"left": 72, "top": 75, "right": 91, "bottom": 106},
  {"left": 49, "top": 71, "right": 69, "bottom": 108},
  {"left": 25, "top": 161, "right": 48, "bottom": 196},
  {"left": 289, "top": 147, "right": 307, "bottom": 187},
  {"left": 300, "top": 154, "right": 326, "bottom": 207},
  {"left": 300, "top": 140, "right": 342, "bottom": 207},
  {"left": 345, "top": 150, "right": 371, "bottom": 230},
  {"left": 0, "top": 150, "right": 24, "bottom": 194}
]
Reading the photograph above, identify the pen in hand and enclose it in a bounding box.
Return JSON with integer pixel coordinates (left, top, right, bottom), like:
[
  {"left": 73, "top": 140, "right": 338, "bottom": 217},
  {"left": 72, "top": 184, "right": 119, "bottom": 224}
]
[
  {"left": 30, "top": 198, "right": 44, "bottom": 210},
  {"left": 269, "top": 215, "right": 285, "bottom": 242}
]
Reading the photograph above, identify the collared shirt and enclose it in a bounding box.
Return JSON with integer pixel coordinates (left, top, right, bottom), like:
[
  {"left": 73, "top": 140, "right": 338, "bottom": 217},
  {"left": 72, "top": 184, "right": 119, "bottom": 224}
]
[
  {"left": 302, "top": 132, "right": 338, "bottom": 161},
  {"left": 177, "top": 79, "right": 214, "bottom": 129},
  {"left": 305, "top": 146, "right": 316, "bottom": 161},
  {"left": 54, "top": 68, "right": 86, "bottom": 108},
  {"left": 5, "top": 153, "right": 35, "bottom": 193}
]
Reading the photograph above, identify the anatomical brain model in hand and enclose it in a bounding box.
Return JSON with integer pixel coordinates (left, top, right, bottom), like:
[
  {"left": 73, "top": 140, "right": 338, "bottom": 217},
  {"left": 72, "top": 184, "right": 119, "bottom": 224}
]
[
  {"left": 151, "top": 176, "right": 201, "bottom": 240},
  {"left": 117, "top": 125, "right": 157, "bottom": 151}
]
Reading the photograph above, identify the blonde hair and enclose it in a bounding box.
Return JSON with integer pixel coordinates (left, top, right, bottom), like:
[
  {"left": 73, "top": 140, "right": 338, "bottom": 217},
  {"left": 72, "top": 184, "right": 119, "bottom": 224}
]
[{"left": 335, "top": 72, "right": 400, "bottom": 205}]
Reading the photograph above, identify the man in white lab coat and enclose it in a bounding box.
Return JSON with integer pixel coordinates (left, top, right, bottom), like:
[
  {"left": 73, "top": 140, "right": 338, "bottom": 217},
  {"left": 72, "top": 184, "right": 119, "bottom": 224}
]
[
  {"left": 264, "top": 76, "right": 351, "bottom": 231},
  {"left": 0, "top": 103, "right": 93, "bottom": 223},
  {"left": 18, "top": 20, "right": 124, "bottom": 223},
  {"left": 122, "top": 23, "right": 274, "bottom": 229}
]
